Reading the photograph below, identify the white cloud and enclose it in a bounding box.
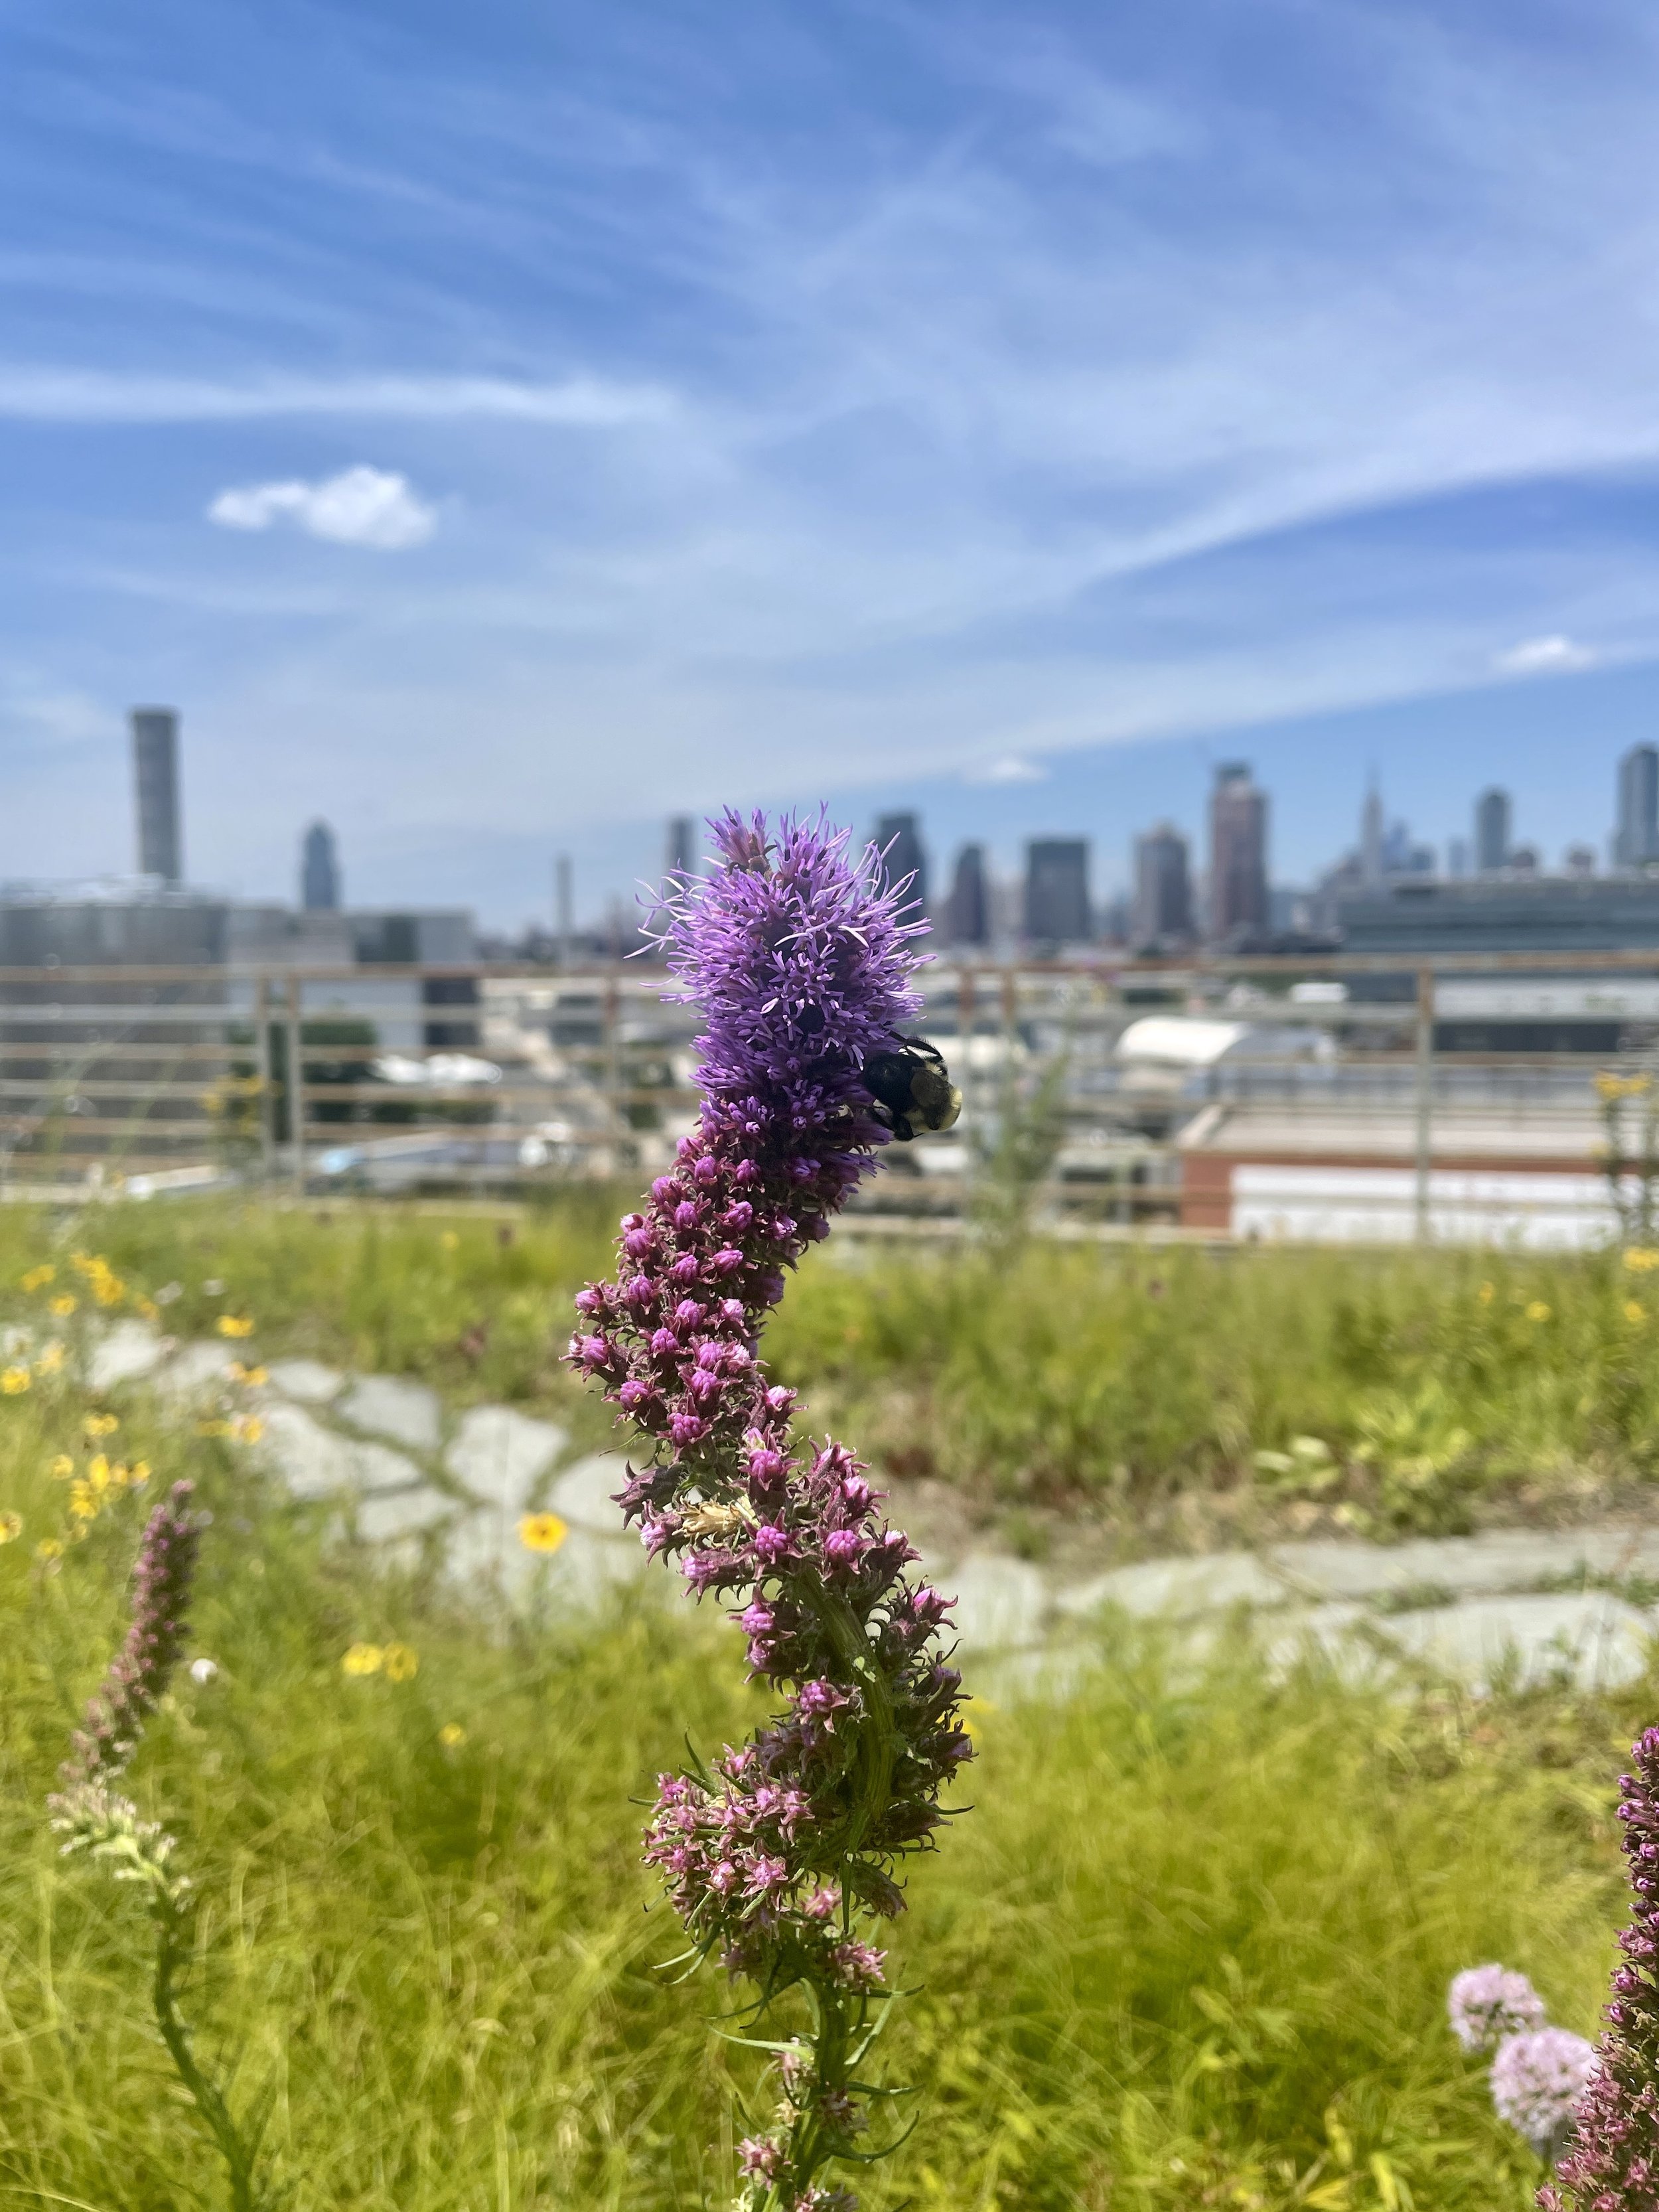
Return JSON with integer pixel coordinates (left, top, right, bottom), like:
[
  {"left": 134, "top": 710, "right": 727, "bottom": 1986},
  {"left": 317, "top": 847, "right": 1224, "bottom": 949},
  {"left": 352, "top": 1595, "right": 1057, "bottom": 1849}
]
[
  {"left": 1492, "top": 634, "right": 1601, "bottom": 676},
  {"left": 0, "top": 369, "right": 672, "bottom": 425},
  {"left": 967, "top": 754, "right": 1048, "bottom": 784},
  {"left": 208, "top": 465, "right": 437, "bottom": 549}
]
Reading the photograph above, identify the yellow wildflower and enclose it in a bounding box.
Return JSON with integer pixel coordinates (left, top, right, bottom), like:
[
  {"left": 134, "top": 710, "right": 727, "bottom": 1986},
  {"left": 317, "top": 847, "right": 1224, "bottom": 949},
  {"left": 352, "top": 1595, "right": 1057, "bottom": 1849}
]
[
  {"left": 439, "top": 1722, "right": 467, "bottom": 1749},
  {"left": 48, "top": 1454, "right": 73, "bottom": 1479},
  {"left": 93, "top": 1276, "right": 124, "bottom": 1307},
  {"left": 68, "top": 1483, "right": 97, "bottom": 1521},
  {"left": 1625, "top": 1248, "right": 1659, "bottom": 1273},
  {"left": 216, "top": 1315, "right": 255, "bottom": 1339},
  {"left": 129, "top": 1461, "right": 151, "bottom": 1485},
  {"left": 196, "top": 1419, "right": 234, "bottom": 1438},
  {"left": 439, "top": 1230, "right": 460, "bottom": 1252},
  {"left": 36, "top": 1537, "right": 63, "bottom": 1561},
  {"left": 1526, "top": 1301, "right": 1551, "bottom": 1323},
  {"left": 49, "top": 1294, "right": 77, "bottom": 1317},
  {"left": 1, "top": 1366, "right": 31, "bottom": 1395},
  {"left": 1628, "top": 1301, "right": 1647, "bottom": 1325},
  {"left": 238, "top": 1416, "right": 265, "bottom": 1445},
  {"left": 135, "top": 1297, "right": 159, "bottom": 1321},
  {"left": 20, "top": 1265, "right": 54, "bottom": 1291},
  {"left": 0, "top": 1511, "right": 21, "bottom": 1544},
  {"left": 1478, "top": 1281, "right": 1495, "bottom": 1305},
  {"left": 518, "top": 1512, "right": 569, "bottom": 1555},
  {"left": 383, "top": 1643, "right": 419, "bottom": 1682},
  {"left": 228, "top": 1361, "right": 269, "bottom": 1386},
  {"left": 84, "top": 1412, "right": 119, "bottom": 1438},
  {"left": 34, "top": 1341, "right": 64, "bottom": 1375},
  {"left": 88, "top": 1455, "right": 112, "bottom": 1491},
  {"left": 341, "top": 1643, "right": 384, "bottom": 1676}
]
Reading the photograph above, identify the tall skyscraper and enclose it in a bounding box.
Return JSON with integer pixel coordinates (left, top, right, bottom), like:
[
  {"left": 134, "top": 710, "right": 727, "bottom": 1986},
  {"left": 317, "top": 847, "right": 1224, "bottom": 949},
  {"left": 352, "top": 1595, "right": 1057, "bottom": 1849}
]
[
  {"left": 665, "top": 814, "right": 697, "bottom": 880},
  {"left": 1133, "top": 824, "right": 1193, "bottom": 945},
  {"left": 131, "top": 707, "right": 182, "bottom": 884},
  {"left": 1360, "top": 778, "right": 1384, "bottom": 885},
  {"left": 944, "top": 843, "right": 989, "bottom": 946},
  {"left": 1475, "top": 786, "right": 1512, "bottom": 874},
  {"left": 301, "top": 821, "right": 341, "bottom": 911},
  {"left": 1615, "top": 746, "right": 1659, "bottom": 871},
  {"left": 1024, "top": 838, "right": 1090, "bottom": 944},
  {"left": 1208, "top": 763, "right": 1268, "bottom": 940},
  {"left": 875, "top": 812, "right": 928, "bottom": 921}
]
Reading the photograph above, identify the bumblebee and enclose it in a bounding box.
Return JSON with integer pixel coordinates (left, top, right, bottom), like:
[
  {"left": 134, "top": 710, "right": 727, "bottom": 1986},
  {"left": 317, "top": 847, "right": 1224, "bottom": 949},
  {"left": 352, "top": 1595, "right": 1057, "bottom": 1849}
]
[{"left": 860, "top": 1037, "right": 963, "bottom": 1141}]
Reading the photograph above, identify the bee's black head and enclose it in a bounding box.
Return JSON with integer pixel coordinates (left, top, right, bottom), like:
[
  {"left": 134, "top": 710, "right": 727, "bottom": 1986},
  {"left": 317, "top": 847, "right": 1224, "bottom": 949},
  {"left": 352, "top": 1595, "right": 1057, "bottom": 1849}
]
[{"left": 860, "top": 1035, "right": 964, "bottom": 1142}]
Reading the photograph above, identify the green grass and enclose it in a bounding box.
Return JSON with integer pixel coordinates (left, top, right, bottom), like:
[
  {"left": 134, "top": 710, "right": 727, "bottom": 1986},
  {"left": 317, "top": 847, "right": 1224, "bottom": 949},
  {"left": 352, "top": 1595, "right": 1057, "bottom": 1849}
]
[
  {"left": 0, "top": 1293, "right": 1648, "bottom": 2211},
  {"left": 3, "top": 1193, "right": 1657, "bottom": 1527}
]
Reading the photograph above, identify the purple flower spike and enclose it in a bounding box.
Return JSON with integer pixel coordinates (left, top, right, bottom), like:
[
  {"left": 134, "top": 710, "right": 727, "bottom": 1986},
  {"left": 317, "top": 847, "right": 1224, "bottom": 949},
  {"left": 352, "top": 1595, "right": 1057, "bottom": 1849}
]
[
  {"left": 56, "top": 1481, "right": 200, "bottom": 1793},
  {"left": 1544, "top": 1727, "right": 1659, "bottom": 2205},
  {"left": 571, "top": 811, "right": 969, "bottom": 2212}
]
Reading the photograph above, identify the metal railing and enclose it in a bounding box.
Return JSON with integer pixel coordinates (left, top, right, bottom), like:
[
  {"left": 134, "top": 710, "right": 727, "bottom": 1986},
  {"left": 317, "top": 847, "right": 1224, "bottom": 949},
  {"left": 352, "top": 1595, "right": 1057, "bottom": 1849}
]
[{"left": 0, "top": 950, "right": 1654, "bottom": 1242}]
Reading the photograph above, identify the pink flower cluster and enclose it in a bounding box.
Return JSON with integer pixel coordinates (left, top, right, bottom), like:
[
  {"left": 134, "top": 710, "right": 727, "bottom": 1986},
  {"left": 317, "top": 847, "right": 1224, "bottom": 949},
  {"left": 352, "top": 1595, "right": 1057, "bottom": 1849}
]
[{"left": 568, "top": 811, "right": 970, "bottom": 2211}]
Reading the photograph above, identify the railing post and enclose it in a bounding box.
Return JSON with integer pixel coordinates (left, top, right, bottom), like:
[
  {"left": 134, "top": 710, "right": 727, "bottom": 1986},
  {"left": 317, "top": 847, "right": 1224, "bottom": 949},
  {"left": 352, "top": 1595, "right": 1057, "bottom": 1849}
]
[
  {"left": 253, "top": 974, "right": 273, "bottom": 1186},
  {"left": 1414, "top": 964, "right": 1434, "bottom": 1242},
  {"left": 287, "top": 979, "right": 306, "bottom": 1199}
]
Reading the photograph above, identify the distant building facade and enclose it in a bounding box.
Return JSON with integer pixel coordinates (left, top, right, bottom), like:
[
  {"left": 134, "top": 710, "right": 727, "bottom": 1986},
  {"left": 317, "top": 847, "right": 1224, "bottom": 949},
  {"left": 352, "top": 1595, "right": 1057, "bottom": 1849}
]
[
  {"left": 1132, "top": 824, "right": 1193, "bottom": 946},
  {"left": 875, "top": 812, "right": 928, "bottom": 922},
  {"left": 1024, "top": 838, "right": 1091, "bottom": 945},
  {"left": 944, "top": 843, "right": 989, "bottom": 946},
  {"left": 131, "top": 708, "right": 182, "bottom": 884},
  {"left": 301, "top": 821, "right": 341, "bottom": 911},
  {"left": 665, "top": 815, "right": 696, "bottom": 881},
  {"left": 1475, "top": 787, "right": 1512, "bottom": 875},
  {"left": 1207, "top": 763, "right": 1268, "bottom": 940},
  {"left": 1615, "top": 746, "right": 1659, "bottom": 871}
]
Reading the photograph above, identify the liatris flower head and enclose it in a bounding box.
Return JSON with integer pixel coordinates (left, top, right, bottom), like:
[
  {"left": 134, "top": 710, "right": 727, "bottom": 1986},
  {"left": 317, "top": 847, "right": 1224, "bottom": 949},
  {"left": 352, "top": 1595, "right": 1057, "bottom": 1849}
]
[
  {"left": 55, "top": 1480, "right": 199, "bottom": 1793},
  {"left": 573, "top": 811, "right": 971, "bottom": 2212},
  {"left": 1544, "top": 1725, "right": 1659, "bottom": 2207},
  {"left": 1449, "top": 1964, "right": 1548, "bottom": 2054},
  {"left": 1490, "top": 2028, "right": 1597, "bottom": 2160}
]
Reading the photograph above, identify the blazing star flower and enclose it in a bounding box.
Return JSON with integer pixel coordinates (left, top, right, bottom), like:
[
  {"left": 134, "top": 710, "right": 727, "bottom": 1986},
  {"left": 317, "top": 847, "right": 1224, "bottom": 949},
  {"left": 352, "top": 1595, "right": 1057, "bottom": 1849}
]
[
  {"left": 1544, "top": 1727, "right": 1659, "bottom": 2206},
  {"left": 569, "top": 810, "right": 970, "bottom": 2212},
  {"left": 1449, "top": 1964, "right": 1548, "bottom": 2055},
  {"left": 1490, "top": 2028, "right": 1597, "bottom": 2159}
]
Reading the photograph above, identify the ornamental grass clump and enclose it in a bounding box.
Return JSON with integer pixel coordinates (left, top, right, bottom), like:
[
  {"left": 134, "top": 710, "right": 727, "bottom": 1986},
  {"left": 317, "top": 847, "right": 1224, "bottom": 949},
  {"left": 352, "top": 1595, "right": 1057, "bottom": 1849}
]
[
  {"left": 569, "top": 810, "right": 970, "bottom": 2212},
  {"left": 47, "top": 1482, "right": 268, "bottom": 2212},
  {"left": 1544, "top": 1725, "right": 1659, "bottom": 2209}
]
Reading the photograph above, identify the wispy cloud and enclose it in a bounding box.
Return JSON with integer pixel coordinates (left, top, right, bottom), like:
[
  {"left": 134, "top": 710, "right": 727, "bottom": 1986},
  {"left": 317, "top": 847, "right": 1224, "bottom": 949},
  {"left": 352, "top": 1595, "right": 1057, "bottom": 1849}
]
[
  {"left": 0, "top": 370, "right": 674, "bottom": 425},
  {"left": 966, "top": 754, "right": 1048, "bottom": 784},
  {"left": 1493, "top": 634, "right": 1601, "bottom": 677},
  {"left": 208, "top": 466, "right": 437, "bottom": 550}
]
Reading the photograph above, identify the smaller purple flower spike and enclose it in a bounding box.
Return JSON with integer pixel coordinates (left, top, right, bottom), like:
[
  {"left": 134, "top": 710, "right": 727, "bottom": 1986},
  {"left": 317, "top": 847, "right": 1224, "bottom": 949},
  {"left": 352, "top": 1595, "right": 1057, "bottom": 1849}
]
[
  {"left": 1449, "top": 1964, "right": 1548, "bottom": 2055},
  {"left": 1544, "top": 1726, "right": 1659, "bottom": 2208},
  {"left": 54, "top": 1481, "right": 200, "bottom": 1794},
  {"left": 1490, "top": 2029, "right": 1597, "bottom": 2161},
  {"left": 572, "top": 812, "right": 971, "bottom": 2212}
]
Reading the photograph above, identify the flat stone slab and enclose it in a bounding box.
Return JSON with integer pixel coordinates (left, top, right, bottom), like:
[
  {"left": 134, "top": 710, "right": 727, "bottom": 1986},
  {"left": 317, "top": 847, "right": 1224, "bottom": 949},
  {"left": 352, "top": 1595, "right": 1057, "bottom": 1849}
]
[
  {"left": 1056, "top": 1551, "right": 1283, "bottom": 1622},
  {"left": 338, "top": 1374, "right": 441, "bottom": 1451},
  {"left": 88, "top": 1319, "right": 169, "bottom": 1390},
  {"left": 1268, "top": 1531, "right": 1650, "bottom": 1603},
  {"left": 948, "top": 1554, "right": 1048, "bottom": 1653},
  {"left": 1378, "top": 1593, "right": 1652, "bottom": 1691},
  {"left": 354, "top": 1485, "right": 457, "bottom": 1544},
  {"left": 447, "top": 1507, "right": 651, "bottom": 1610},
  {"left": 545, "top": 1451, "right": 629, "bottom": 1534},
  {"left": 265, "top": 1358, "right": 345, "bottom": 1405},
  {"left": 155, "top": 1339, "right": 240, "bottom": 1399},
  {"left": 256, "top": 1403, "right": 421, "bottom": 1501},
  {"left": 446, "top": 1406, "right": 567, "bottom": 1510}
]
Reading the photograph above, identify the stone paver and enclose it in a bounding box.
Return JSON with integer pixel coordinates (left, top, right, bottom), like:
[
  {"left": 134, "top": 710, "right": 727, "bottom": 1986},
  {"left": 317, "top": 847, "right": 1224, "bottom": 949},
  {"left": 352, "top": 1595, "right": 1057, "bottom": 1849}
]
[
  {"left": 1056, "top": 1551, "right": 1283, "bottom": 1622},
  {"left": 1379, "top": 1593, "right": 1652, "bottom": 1692},
  {"left": 354, "top": 1485, "right": 457, "bottom": 1544},
  {"left": 949, "top": 1554, "right": 1048, "bottom": 1653},
  {"left": 339, "top": 1374, "right": 442, "bottom": 1451},
  {"left": 1267, "top": 1530, "right": 1650, "bottom": 1602},
  {"left": 88, "top": 1319, "right": 169, "bottom": 1390},
  {"left": 545, "top": 1451, "right": 628, "bottom": 1533},
  {"left": 446, "top": 1406, "right": 566, "bottom": 1509},
  {"left": 256, "top": 1402, "right": 421, "bottom": 1502},
  {"left": 265, "top": 1358, "right": 345, "bottom": 1405},
  {"left": 155, "top": 1339, "right": 239, "bottom": 1398}
]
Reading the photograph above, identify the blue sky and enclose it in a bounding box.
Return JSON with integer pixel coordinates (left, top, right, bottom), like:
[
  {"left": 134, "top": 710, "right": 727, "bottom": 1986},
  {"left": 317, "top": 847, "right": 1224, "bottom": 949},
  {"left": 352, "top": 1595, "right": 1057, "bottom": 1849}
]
[{"left": 5, "top": 0, "right": 1659, "bottom": 926}]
